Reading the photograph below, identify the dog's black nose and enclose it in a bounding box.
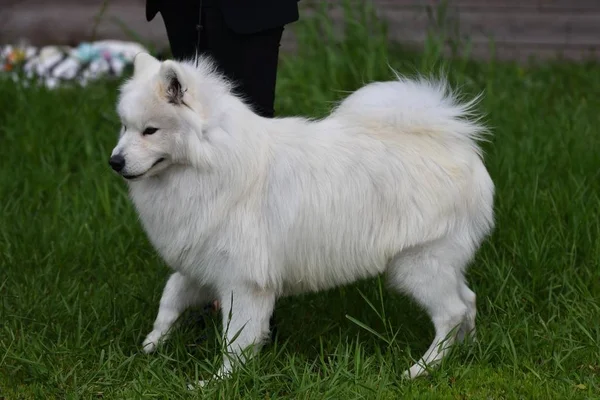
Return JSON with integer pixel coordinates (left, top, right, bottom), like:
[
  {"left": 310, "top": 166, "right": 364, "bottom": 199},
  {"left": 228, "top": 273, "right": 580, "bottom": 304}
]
[{"left": 109, "top": 154, "right": 126, "bottom": 172}]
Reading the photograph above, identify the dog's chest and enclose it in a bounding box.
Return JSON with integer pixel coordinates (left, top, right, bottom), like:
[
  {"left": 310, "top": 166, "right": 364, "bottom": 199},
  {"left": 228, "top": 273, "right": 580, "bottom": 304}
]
[{"left": 127, "top": 179, "right": 220, "bottom": 273}]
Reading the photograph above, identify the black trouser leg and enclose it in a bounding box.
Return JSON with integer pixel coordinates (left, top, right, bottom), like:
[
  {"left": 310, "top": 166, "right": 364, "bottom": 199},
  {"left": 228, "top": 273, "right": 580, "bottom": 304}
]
[
  {"left": 158, "top": 0, "right": 201, "bottom": 62},
  {"left": 159, "top": 1, "right": 284, "bottom": 118}
]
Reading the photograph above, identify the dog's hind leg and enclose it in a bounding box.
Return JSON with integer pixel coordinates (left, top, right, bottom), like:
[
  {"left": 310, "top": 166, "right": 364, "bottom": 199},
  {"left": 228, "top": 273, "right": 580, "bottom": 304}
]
[
  {"left": 457, "top": 281, "right": 477, "bottom": 343},
  {"left": 142, "top": 272, "right": 215, "bottom": 353},
  {"left": 386, "top": 239, "right": 474, "bottom": 379}
]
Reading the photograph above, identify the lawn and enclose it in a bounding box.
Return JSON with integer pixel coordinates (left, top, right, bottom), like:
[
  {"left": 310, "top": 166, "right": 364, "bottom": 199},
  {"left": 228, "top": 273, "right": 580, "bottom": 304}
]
[{"left": 1, "top": 4, "right": 599, "bottom": 399}]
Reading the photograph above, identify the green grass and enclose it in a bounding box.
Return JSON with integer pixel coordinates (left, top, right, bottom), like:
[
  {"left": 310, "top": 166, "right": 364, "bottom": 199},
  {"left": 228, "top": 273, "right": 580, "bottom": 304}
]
[{"left": 1, "top": 3, "right": 600, "bottom": 399}]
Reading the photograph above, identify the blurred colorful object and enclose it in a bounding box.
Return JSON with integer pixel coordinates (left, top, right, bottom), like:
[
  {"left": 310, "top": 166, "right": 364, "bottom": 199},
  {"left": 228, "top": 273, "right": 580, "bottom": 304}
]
[{"left": 1, "top": 40, "right": 148, "bottom": 89}]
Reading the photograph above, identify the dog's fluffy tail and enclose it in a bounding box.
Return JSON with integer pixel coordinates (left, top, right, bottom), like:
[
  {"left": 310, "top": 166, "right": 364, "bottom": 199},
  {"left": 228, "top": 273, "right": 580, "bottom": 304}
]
[{"left": 331, "top": 73, "right": 489, "bottom": 156}]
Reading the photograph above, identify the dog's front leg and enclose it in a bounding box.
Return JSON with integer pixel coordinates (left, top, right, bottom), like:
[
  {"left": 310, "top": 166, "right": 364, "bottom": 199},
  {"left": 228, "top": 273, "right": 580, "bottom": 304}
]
[
  {"left": 142, "top": 272, "right": 215, "bottom": 353},
  {"left": 216, "top": 285, "right": 276, "bottom": 379}
]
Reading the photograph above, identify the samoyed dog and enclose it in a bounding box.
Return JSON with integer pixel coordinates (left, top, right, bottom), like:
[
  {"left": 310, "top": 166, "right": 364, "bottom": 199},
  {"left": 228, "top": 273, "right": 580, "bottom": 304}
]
[{"left": 109, "top": 53, "right": 494, "bottom": 382}]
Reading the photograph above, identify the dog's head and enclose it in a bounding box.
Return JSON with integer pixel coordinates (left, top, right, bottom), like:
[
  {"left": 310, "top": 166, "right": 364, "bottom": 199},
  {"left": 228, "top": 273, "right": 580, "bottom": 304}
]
[{"left": 109, "top": 53, "right": 211, "bottom": 181}]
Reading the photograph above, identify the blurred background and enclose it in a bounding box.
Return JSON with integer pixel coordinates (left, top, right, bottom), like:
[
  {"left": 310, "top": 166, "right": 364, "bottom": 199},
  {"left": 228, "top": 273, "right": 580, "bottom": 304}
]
[{"left": 2, "top": 0, "right": 599, "bottom": 62}]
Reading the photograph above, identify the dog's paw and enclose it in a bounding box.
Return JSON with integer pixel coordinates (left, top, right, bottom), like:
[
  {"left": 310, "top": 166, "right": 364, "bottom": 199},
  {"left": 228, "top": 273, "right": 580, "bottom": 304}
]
[
  {"left": 403, "top": 364, "right": 426, "bottom": 380},
  {"left": 186, "top": 366, "right": 231, "bottom": 389},
  {"left": 142, "top": 330, "right": 163, "bottom": 354},
  {"left": 186, "top": 380, "right": 208, "bottom": 390}
]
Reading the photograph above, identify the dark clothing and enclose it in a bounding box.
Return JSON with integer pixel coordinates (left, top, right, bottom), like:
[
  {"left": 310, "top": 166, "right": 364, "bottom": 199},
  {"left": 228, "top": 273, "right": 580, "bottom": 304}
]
[
  {"left": 146, "top": 0, "right": 298, "bottom": 118},
  {"left": 146, "top": 0, "right": 300, "bottom": 34}
]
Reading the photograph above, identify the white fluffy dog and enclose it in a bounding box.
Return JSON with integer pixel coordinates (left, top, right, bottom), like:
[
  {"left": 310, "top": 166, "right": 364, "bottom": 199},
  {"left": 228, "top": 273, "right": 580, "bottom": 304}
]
[{"left": 109, "top": 53, "right": 494, "bottom": 382}]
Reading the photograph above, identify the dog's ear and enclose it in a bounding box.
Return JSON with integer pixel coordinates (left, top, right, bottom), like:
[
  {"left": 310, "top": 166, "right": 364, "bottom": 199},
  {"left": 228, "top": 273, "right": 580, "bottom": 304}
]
[
  {"left": 133, "top": 52, "right": 159, "bottom": 76},
  {"left": 159, "top": 61, "right": 185, "bottom": 105}
]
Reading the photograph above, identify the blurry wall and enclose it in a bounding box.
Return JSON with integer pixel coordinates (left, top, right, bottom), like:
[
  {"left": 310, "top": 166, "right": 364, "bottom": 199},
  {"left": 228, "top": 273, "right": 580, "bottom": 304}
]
[{"left": 1, "top": 0, "right": 599, "bottom": 62}]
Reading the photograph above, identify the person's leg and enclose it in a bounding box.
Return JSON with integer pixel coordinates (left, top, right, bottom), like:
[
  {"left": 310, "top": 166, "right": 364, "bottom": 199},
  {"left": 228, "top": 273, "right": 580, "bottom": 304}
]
[
  {"left": 158, "top": 0, "right": 201, "bottom": 61},
  {"left": 233, "top": 26, "right": 284, "bottom": 118},
  {"left": 160, "top": 1, "right": 284, "bottom": 117},
  {"left": 200, "top": 5, "right": 284, "bottom": 118}
]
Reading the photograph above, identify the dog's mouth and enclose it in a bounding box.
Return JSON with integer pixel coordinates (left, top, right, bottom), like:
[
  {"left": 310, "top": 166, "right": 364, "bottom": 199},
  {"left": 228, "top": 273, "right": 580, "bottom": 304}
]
[{"left": 122, "top": 157, "right": 166, "bottom": 180}]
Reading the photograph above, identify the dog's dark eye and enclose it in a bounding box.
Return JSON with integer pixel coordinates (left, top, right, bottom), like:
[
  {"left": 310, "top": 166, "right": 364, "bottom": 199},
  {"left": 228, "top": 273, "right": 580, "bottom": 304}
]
[{"left": 143, "top": 127, "right": 159, "bottom": 136}]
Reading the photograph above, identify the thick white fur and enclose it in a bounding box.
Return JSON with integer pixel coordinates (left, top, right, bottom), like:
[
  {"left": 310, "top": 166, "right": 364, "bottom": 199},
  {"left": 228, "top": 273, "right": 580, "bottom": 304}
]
[{"left": 111, "top": 53, "right": 494, "bottom": 382}]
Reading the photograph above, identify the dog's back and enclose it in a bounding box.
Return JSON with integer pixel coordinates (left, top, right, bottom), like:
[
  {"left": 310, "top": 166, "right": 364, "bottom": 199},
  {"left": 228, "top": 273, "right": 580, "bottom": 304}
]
[{"left": 263, "top": 77, "right": 494, "bottom": 295}]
